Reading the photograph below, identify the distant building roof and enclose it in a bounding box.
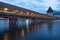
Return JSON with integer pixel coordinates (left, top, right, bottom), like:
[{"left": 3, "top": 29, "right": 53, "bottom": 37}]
[{"left": 47, "top": 7, "right": 53, "bottom": 13}]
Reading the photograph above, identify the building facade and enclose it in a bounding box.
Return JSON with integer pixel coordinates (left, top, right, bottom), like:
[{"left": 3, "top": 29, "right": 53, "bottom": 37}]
[
  {"left": 47, "top": 7, "right": 53, "bottom": 16},
  {"left": 47, "top": 7, "right": 60, "bottom": 17}
]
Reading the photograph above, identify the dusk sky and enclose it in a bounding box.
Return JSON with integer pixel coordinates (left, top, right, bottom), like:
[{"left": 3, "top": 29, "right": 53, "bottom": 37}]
[{"left": 0, "top": 0, "right": 60, "bottom": 14}]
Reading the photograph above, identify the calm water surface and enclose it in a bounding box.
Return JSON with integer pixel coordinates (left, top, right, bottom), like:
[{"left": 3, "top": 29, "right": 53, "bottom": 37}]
[{"left": 0, "top": 19, "right": 60, "bottom": 40}]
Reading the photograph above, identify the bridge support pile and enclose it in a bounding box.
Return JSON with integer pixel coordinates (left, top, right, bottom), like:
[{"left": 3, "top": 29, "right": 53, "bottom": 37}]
[{"left": 9, "top": 17, "right": 18, "bottom": 31}]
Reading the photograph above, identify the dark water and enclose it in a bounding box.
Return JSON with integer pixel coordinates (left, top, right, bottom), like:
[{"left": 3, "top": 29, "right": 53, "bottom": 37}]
[{"left": 0, "top": 19, "right": 60, "bottom": 40}]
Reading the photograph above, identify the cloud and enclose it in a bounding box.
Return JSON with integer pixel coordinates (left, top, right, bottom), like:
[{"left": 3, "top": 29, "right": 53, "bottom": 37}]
[{"left": 0, "top": 0, "right": 60, "bottom": 14}]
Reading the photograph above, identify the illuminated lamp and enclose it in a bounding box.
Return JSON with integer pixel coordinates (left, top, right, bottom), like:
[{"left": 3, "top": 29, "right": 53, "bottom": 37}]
[
  {"left": 31, "top": 13, "right": 33, "bottom": 15},
  {"left": 27, "top": 12, "right": 29, "bottom": 15},
  {"left": 4, "top": 8, "right": 8, "bottom": 11}
]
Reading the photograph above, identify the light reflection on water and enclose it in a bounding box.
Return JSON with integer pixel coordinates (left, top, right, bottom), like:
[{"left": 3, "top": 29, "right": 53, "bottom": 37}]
[
  {"left": 4, "top": 33, "right": 8, "bottom": 40},
  {"left": 0, "top": 19, "right": 60, "bottom": 40}
]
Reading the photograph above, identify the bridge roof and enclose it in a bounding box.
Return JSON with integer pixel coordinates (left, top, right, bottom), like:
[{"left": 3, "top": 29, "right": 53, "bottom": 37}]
[
  {"left": 0, "top": 2, "right": 54, "bottom": 18},
  {"left": 0, "top": 2, "right": 42, "bottom": 14}
]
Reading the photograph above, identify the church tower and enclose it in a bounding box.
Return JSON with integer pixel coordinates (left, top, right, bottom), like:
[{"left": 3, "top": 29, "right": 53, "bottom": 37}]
[{"left": 47, "top": 7, "right": 53, "bottom": 16}]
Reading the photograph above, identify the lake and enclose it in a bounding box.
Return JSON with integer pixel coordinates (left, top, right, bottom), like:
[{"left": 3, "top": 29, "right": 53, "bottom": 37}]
[{"left": 0, "top": 19, "right": 60, "bottom": 40}]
